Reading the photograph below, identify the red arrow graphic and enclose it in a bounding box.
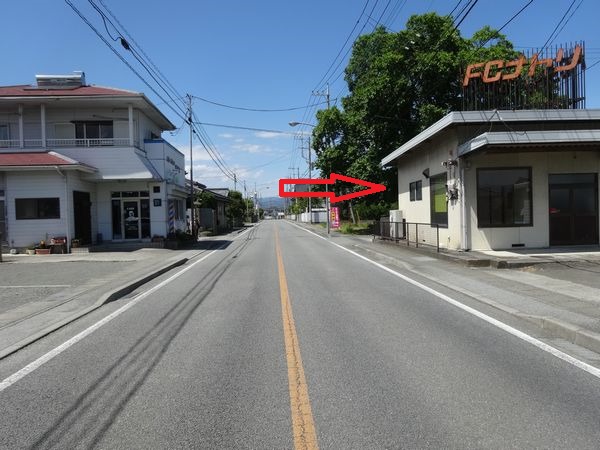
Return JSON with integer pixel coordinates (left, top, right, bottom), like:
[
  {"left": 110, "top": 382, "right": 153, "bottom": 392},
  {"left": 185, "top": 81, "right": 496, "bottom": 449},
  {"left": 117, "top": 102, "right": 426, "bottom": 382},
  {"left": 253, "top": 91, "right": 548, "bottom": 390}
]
[{"left": 279, "top": 173, "right": 386, "bottom": 204}]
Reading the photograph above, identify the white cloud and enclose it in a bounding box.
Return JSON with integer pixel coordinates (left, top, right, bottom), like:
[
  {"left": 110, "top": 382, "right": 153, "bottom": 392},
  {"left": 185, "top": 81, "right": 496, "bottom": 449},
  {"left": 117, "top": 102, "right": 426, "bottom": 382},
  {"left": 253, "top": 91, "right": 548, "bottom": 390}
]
[
  {"left": 255, "top": 131, "right": 281, "bottom": 139},
  {"left": 219, "top": 133, "right": 234, "bottom": 139},
  {"left": 231, "top": 142, "right": 271, "bottom": 154},
  {"left": 174, "top": 144, "right": 216, "bottom": 161}
]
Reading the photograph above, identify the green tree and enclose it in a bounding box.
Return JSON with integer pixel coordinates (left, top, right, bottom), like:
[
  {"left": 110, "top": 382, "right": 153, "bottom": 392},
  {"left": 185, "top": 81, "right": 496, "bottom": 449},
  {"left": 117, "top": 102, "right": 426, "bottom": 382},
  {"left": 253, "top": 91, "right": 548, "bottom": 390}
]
[
  {"left": 226, "top": 190, "right": 251, "bottom": 227},
  {"left": 195, "top": 190, "right": 216, "bottom": 209},
  {"left": 312, "top": 13, "right": 519, "bottom": 216}
]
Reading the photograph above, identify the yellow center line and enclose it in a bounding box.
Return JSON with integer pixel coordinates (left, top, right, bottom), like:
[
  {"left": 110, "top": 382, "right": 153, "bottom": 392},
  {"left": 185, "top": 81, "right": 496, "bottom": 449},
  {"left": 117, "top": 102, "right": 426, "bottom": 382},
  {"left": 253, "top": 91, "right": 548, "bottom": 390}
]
[{"left": 275, "top": 228, "right": 319, "bottom": 450}]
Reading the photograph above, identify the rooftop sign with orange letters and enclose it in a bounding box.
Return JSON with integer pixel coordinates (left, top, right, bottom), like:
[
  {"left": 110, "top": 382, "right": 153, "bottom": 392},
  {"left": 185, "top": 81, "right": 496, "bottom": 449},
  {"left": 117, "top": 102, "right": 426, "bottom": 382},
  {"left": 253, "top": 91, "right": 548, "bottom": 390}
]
[{"left": 463, "top": 45, "right": 583, "bottom": 87}]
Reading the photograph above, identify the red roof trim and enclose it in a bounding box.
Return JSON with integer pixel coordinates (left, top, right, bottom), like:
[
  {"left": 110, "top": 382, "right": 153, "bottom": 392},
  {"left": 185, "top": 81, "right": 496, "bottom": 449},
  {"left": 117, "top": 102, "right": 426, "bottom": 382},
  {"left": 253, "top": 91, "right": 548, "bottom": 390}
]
[
  {"left": 0, "top": 152, "right": 81, "bottom": 166},
  {"left": 0, "top": 85, "right": 139, "bottom": 97}
]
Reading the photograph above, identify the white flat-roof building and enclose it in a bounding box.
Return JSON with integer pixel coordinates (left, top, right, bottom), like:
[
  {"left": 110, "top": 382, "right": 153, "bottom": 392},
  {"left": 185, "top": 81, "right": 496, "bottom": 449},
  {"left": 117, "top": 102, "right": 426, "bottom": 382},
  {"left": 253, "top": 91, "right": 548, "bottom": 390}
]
[{"left": 381, "top": 109, "right": 600, "bottom": 251}]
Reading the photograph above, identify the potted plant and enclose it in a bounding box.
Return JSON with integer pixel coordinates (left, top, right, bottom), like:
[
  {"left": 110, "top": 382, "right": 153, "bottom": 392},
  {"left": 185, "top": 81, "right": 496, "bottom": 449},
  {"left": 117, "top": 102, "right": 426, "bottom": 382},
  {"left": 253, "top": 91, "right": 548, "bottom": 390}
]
[
  {"left": 26, "top": 243, "right": 36, "bottom": 255},
  {"left": 71, "top": 238, "right": 81, "bottom": 248},
  {"left": 35, "top": 240, "right": 51, "bottom": 255}
]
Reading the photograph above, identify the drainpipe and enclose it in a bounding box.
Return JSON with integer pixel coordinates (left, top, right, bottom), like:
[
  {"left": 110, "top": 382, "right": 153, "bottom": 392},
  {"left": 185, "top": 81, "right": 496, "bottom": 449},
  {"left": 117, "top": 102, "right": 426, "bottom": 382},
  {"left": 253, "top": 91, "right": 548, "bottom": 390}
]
[
  {"left": 128, "top": 104, "right": 134, "bottom": 147},
  {"left": 55, "top": 166, "right": 71, "bottom": 252},
  {"left": 459, "top": 159, "right": 469, "bottom": 251},
  {"left": 41, "top": 104, "right": 46, "bottom": 148},
  {"left": 18, "top": 104, "right": 24, "bottom": 149}
]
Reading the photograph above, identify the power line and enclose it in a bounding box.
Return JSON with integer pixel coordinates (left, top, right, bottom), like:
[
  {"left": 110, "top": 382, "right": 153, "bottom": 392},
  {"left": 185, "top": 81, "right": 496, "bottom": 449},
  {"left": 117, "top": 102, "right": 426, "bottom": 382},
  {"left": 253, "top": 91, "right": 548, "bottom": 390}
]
[
  {"left": 540, "top": 0, "right": 578, "bottom": 50},
  {"left": 87, "top": 0, "right": 189, "bottom": 121},
  {"left": 68, "top": 1, "right": 240, "bottom": 185},
  {"left": 453, "top": 0, "right": 480, "bottom": 30},
  {"left": 551, "top": 0, "right": 584, "bottom": 46},
  {"left": 473, "top": 0, "right": 535, "bottom": 50},
  {"left": 194, "top": 121, "right": 297, "bottom": 135},
  {"left": 96, "top": 0, "right": 184, "bottom": 104},
  {"left": 64, "top": 0, "right": 187, "bottom": 124},
  {"left": 191, "top": 96, "right": 332, "bottom": 113}
]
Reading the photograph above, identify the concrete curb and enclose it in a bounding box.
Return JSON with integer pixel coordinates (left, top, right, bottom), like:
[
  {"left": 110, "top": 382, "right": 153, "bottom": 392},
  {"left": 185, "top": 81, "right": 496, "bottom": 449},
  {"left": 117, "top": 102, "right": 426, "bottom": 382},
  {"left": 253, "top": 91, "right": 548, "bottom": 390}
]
[{"left": 0, "top": 256, "right": 189, "bottom": 360}]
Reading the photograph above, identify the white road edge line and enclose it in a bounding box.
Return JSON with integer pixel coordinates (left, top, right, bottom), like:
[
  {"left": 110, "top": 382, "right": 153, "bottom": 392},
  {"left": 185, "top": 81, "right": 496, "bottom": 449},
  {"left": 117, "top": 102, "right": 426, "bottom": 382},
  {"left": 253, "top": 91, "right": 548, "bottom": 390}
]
[
  {"left": 288, "top": 222, "right": 600, "bottom": 380},
  {"left": 0, "top": 226, "right": 254, "bottom": 393}
]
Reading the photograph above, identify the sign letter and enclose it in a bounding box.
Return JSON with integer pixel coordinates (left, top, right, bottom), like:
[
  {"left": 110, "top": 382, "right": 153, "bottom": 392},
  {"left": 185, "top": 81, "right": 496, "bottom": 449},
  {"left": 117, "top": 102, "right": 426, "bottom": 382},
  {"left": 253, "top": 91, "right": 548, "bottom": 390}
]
[
  {"left": 482, "top": 60, "right": 504, "bottom": 83},
  {"left": 463, "top": 62, "right": 485, "bottom": 87}
]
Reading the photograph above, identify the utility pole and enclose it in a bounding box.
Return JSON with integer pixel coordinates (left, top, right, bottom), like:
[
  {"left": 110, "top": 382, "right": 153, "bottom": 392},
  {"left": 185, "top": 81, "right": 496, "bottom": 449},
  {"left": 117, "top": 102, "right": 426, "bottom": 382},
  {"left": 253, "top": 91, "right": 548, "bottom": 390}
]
[
  {"left": 233, "top": 173, "right": 237, "bottom": 192},
  {"left": 288, "top": 166, "right": 299, "bottom": 216},
  {"left": 302, "top": 136, "right": 313, "bottom": 224},
  {"left": 313, "top": 82, "right": 330, "bottom": 108},
  {"left": 243, "top": 180, "right": 248, "bottom": 221},
  {"left": 187, "top": 94, "right": 195, "bottom": 239}
]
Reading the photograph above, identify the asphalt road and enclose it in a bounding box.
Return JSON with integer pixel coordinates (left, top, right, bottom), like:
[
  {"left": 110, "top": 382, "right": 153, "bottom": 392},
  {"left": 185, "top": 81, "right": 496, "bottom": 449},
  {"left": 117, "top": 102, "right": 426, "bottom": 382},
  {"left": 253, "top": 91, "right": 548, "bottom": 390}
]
[{"left": 1, "top": 220, "right": 600, "bottom": 449}]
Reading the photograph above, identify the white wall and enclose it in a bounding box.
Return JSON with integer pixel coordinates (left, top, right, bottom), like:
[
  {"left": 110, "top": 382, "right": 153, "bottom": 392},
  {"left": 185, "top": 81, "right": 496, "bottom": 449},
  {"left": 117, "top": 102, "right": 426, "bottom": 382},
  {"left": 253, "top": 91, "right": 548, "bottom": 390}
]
[
  {"left": 6, "top": 171, "right": 67, "bottom": 247},
  {"left": 466, "top": 149, "right": 600, "bottom": 250},
  {"left": 395, "top": 131, "right": 463, "bottom": 249},
  {"left": 144, "top": 140, "right": 185, "bottom": 186},
  {"left": 58, "top": 147, "right": 156, "bottom": 180}
]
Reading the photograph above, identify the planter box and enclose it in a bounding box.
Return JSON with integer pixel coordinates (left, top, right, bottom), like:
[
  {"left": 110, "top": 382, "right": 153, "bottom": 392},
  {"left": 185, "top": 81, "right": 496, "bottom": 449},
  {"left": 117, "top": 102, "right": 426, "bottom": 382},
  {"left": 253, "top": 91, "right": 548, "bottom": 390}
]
[
  {"left": 164, "top": 240, "right": 179, "bottom": 250},
  {"left": 26, "top": 249, "right": 36, "bottom": 255},
  {"left": 35, "top": 248, "right": 51, "bottom": 255}
]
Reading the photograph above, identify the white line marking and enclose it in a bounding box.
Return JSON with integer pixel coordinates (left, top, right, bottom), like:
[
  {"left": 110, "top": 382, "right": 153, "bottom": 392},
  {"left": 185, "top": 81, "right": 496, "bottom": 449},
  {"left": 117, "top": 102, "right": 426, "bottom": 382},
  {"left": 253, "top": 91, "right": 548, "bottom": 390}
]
[
  {"left": 0, "top": 227, "right": 254, "bottom": 393},
  {"left": 0, "top": 285, "right": 71, "bottom": 289},
  {"left": 288, "top": 222, "right": 600, "bottom": 380}
]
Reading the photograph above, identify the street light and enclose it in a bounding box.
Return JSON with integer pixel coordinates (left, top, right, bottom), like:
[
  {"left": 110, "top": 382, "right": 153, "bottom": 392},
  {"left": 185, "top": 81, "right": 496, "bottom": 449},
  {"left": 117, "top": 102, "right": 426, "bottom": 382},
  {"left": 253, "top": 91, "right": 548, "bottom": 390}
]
[{"left": 288, "top": 121, "right": 330, "bottom": 236}]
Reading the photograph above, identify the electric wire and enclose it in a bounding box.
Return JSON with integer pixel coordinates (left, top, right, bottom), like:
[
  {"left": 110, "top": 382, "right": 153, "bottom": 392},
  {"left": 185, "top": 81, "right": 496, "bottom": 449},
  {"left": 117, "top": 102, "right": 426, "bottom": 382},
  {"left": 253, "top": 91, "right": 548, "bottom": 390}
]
[
  {"left": 70, "top": 0, "right": 240, "bottom": 185},
  {"left": 473, "top": 0, "right": 535, "bottom": 50},
  {"left": 64, "top": 0, "right": 188, "bottom": 125},
  {"left": 88, "top": 0, "right": 189, "bottom": 120},
  {"left": 97, "top": 0, "right": 184, "bottom": 104},
  {"left": 191, "top": 96, "right": 331, "bottom": 113},
  {"left": 540, "top": 0, "right": 578, "bottom": 50},
  {"left": 551, "top": 0, "right": 584, "bottom": 47}
]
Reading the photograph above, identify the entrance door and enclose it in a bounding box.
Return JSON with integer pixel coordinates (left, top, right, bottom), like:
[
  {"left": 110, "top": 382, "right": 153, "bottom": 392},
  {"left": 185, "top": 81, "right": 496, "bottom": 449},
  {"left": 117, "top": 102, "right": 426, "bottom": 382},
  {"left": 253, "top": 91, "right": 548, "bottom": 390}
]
[
  {"left": 123, "top": 201, "right": 140, "bottom": 239},
  {"left": 549, "top": 174, "right": 598, "bottom": 245},
  {"left": 73, "top": 191, "right": 92, "bottom": 244}
]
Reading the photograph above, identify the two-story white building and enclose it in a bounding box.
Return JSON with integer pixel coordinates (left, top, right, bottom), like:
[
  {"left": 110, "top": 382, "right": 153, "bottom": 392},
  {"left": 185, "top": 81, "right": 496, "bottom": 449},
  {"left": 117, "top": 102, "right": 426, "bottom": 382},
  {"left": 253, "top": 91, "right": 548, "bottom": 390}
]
[{"left": 0, "top": 72, "right": 188, "bottom": 250}]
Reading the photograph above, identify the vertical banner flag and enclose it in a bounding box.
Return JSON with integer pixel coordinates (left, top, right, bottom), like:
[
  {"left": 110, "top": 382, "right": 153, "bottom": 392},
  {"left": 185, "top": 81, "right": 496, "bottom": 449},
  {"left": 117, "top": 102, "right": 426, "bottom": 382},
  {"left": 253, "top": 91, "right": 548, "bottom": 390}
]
[{"left": 331, "top": 206, "right": 340, "bottom": 229}]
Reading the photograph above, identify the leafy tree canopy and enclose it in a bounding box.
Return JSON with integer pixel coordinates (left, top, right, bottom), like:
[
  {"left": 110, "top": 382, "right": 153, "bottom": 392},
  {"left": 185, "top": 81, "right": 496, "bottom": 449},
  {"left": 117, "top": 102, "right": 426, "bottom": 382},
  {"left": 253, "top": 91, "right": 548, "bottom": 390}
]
[{"left": 311, "top": 13, "right": 518, "bottom": 214}]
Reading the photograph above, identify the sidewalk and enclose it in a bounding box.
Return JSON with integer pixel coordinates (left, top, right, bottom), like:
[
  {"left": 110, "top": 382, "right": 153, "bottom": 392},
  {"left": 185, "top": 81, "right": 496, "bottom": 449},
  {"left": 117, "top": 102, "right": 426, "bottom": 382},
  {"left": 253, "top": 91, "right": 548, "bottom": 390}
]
[
  {"left": 0, "top": 233, "right": 239, "bottom": 359},
  {"left": 296, "top": 221, "right": 600, "bottom": 359}
]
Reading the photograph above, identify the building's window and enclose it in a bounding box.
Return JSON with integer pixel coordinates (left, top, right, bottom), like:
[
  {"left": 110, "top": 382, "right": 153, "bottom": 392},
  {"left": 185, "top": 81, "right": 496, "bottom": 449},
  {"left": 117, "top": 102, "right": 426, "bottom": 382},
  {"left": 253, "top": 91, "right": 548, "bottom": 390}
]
[
  {"left": 112, "top": 199, "right": 122, "bottom": 239},
  {"left": 409, "top": 180, "right": 422, "bottom": 201},
  {"left": 430, "top": 173, "right": 448, "bottom": 226},
  {"left": 15, "top": 198, "right": 60, "bottom": 220},
  {"left": 74, "top": 121, "right": 113, "bottom": 141},
  {"left": 0, "top": 124, "right": 9, "bottom": 141},
  {"left": 174, "top": 199, "right": 184, "bottom": 220},
  {"left": 0, "top": 200, "right": 5, "bottom": 242},
  {"left": 153, "top": 186, "right": 160, "bottom": 193},
  {"left": 141, "top": 199, "right": 151, "bottom": 238},
  {"left": 477, "top": 167, "right": 532, "bottom": 227}
]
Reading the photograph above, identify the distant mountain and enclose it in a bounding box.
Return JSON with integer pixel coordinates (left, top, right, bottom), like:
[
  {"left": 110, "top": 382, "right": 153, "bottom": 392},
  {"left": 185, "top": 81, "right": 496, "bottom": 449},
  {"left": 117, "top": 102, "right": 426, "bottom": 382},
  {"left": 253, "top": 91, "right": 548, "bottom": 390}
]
[{"left": 258, "top": 196, "right": 287, "bottom": 210}]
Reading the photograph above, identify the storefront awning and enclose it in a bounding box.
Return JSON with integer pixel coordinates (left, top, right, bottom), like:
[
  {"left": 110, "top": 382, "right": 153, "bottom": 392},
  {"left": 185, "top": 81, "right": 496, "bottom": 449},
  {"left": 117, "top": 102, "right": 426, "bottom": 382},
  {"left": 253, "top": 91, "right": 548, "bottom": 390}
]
[{"left": 457, "top": 129, "right": 600, "bottom": 157}]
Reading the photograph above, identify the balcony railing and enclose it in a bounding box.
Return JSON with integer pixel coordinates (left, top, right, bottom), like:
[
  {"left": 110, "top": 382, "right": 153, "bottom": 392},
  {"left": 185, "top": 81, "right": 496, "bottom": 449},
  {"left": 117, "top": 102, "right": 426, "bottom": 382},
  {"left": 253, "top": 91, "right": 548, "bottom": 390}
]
[{"left": 0, "top": 138, "right": 137, "bottom": 149}]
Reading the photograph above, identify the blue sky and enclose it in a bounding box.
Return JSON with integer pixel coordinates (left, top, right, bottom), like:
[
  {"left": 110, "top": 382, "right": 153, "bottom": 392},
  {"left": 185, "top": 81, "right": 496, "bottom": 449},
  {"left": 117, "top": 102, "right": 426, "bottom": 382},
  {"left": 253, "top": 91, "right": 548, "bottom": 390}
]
[{"left": 2, "top": 0, "right": 599, "bottom": 198}]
